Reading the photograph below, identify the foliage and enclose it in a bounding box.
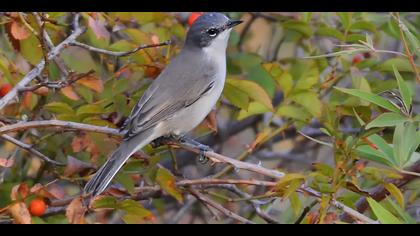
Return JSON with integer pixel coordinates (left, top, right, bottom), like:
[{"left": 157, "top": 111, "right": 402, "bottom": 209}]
[{"left": 0, "top": 12, "right": 419, "bottom": 224}]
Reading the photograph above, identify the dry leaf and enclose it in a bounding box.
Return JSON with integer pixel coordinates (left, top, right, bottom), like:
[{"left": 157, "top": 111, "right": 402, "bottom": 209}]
[
  {"left": 71, "top": 135, "right": 91, "bottom": 153},
  {"left": 88, "top": 16, "right": 110, "bottom": 40},
  {"left": 0, "top": 158, "right": 14, "bottom": 167},
  {"left": 323, "top": 212, "right": 338, "bottom": 224},
  {"left": 201, "top": 109, "right": 218, "bottom": 133},
  {"left": 64, "top": 155, "right": 95, "bottom": 177},
  {"left": 8, "top": 202, "right": 32, "bottom": 224},
  {"left": 76, "top": 76, "right": 104, "bottom": 93},
  {"left": 66, "top": 197, "right": 87, "bottom": 224},
  {"left": 61, "top": 86, "right": 80, "bottom": 100},
  {"left": 10, "top": 20, "right": 30, "bottom": 40},
  {"left": 30, "top": 183, "right": 64, "bottom": 200},
  {"left": 10, "top": 183, "right": 29, "bottom": 201}
]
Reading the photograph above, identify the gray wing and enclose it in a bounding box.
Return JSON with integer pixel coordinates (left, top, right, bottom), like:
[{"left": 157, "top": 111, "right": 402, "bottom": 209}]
[{"left": 121, "top": 53, "right": 217, "bottom": 140}]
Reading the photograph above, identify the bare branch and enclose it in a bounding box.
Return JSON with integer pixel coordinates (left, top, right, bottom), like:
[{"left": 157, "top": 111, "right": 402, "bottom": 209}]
[
  {"left": 178, "top": 179, "right": 276, "bottom": 187},
  {"left": 0, "top": 14, "right": 86, "bottom": 111},
  {"left": 0, "top": 134, "right": 64, "bottom": 166},
  {"left": 69, "top": 40, "right": 172, "bottom": 57}
]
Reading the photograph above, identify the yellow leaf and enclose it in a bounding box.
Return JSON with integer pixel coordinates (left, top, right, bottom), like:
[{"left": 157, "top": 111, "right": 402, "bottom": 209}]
[
  {"left": 156, "top": 168, "right": 183, "bottom": 203},
  {"left": 61, "top": 86, "right": 80, "bottom": 101},
  {"left": 384, "top": 182, "right": 405, "bottom": 209},
  {"left": 76, "top": 76, "right": 104, "bottom": 93}
]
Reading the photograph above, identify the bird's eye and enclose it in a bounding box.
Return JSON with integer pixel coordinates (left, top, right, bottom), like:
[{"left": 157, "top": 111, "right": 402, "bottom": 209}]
[{"left": 206, "top": 28, "right": 218, "bottom": 37}]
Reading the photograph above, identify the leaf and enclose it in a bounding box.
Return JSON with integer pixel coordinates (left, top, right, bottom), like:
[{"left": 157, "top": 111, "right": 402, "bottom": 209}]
[
  {"left": 10, "top": 183, "right": 29, "bottom": 201},
  {"left": 276, "top": 173, "right": 306, "bottom": 189},
  {"left": 290, "top": 91, "right": 323, "bottom": 118},
  {"left": 393, "top": 66, "right": 412, "bottom": 112},
  {"left": 393, "top": 121, "right": 418, "bottom": 168},
  {"left": 76, "top": 104, "right": 105, "bottom": 116},
  {"left": 202, "top": 109, "right": 218, "bottom": 133},
  {"left": 0, "top": 158, "right": 14, "bottom": 167},
  {"left": 276, "top": 105, "right": 311, "bottom": 122},
  {"left": 66, "top": 197, "right": 87, "bottom": 224},
  {"left": 156, "top": 168, "right": 183, "bottom": 203},
  {"left": 226, "top": 79, "right": 274, "bottom": 111},
  {"left": 289, "top": 192, "right": 302, "bottom": 217},
  {"left": 10, "top": 19, "right": 30, "bottom": 40},
  {"left": 8, "top": 202, "right": 32, "bottom": 224},
  {"left": 64, "top": 156, "right": 95, "bottom": 177},
  {"left": 366, "top": 113, "right": 409, "bottom": 129},
  {"left": 61, "top": 86, "right": 80, "bottom": 101},
  {"left": 237, "top": 102, "right": 269, "bottom": 120},
  {"left": 298, "top": 131, "right": 333, "bottom": 147},
  {"left": 356, "top": 145, "right": 394, "bottom": 167},
  {"left": 367, "top": 197, "right": 402, "bottom": 224},
  {"left": 385, "top": 198, "right": 416, "bottom": 224},
  {"left": 367, "top": 134, "right": 395, "bottom": 165},
  {"left": 76, "top": 76, "right": 104, "bottom": 93},
  {"left": 92, "top": 196, "right": 118, "bottom": 209},
  {"left": 334, "top": 87, "right": 400, "bottom": 113},
  {"left": 20, "top": 34, "right": 43, "bottom": 65},
  {"left": 349, "top": 21, "right": 376, "bottom": 32},
  {"left": 337, "top": 12, "right": 352, "bottom": 29},
  {"left": 118, "top": 199, "right": 155, "bottom": 223},
  {"left": 375, "top": 58, "right": 416, "bottom": 73},
  {"left": 44, "top": 102, "right": 74, "bottom": 115},
  {"left": 88, "top": 16, "right": 110, "bottom": 40},
  {"left": 283, "top": 20, "right": 313, "bottom": 38},
  {"left": 222, "top": 83, "right": 249, "bottom": 110},
  {"left": 315, "top": 27, "right": 345, "bottom": 40},
  {"left": 383, "top": 183, "right": 404, "bottom": 209}
]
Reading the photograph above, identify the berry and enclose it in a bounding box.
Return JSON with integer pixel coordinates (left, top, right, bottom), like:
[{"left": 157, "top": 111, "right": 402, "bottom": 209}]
[
  {"left": 29, "top": 198, "right": 47, "bottom": 216},
  {"left": 188, "top": 12, "right": 203, "bottom": 26},
  {"left": 352, "top": 54, "right": 363, "bottom": 65},
  {"left": 0, "top": 83, "right": 13, "bottom": 97}
]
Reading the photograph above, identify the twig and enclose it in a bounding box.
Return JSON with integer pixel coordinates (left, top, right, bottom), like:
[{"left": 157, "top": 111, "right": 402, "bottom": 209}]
[
  {"left": 0, "top": 134, "right": 63, "bottom": 166},
  {"left": 0, "top": 14, "right": 86, "bottom": 111},
  {"left": 189, "top": 188, "right": 254, "bottom": 224},
  {"left": 294, "top": 200, "right": 318, "bottom": 224},
  {"left": 0, "top": 119, "right": 376, "bottom": 223},
  {"left": 177, "top": 179, "right": 276, "bottom": 187},
  {"left": 69, "top": 40, "right": 172, "bottom": 57},
  {"left": 393, "top": 13, "right": 420, "bottom": 84}
]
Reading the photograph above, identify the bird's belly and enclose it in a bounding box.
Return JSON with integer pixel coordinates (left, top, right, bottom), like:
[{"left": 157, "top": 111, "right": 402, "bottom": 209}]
[{"left": 164, "top": 80, "right": 224, "bottom": 136}]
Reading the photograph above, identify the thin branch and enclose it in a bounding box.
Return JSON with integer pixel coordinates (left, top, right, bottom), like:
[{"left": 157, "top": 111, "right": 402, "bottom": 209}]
[
  {"left": 189, "top": 188, "right": 254, "bottom": 224},
  {"left": 0, "top": 134, "right": 64, "bottom": 166},
  {"left": 0, "top": 14, "right": 86, "bottom": 111},
  {"left": 177, "top": 179, "right": 276, "bottom": 187},
  {"left": 69, "top": 40, "right": 172, "bottom": 57}
]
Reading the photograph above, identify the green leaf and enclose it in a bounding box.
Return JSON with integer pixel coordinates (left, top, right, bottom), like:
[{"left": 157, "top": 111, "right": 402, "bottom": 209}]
[
  {"left": 349, "top": 21, "right": 377, "bottom": 32},
  {"left": 334, "top": 87, "right": 400, "bottom": 113},
  {"left": 315, "top": 27, "right": 345, "bottom": 40},
  {"left": 276, "top": 105, "right": 311, "bottom": 122},
  {"left": 393, "top": 121, "right": 418, "bottom": 168},
  {"left": 222, "top": 83, "right": 249, "bottom": 110},
  {"left": 290, "top": 91, "right": 323, "bottom": 117},
  {"left": 283, "top": 20, "right": 313, "bottom": 38},
  {"left": 226, "top": 79, "right": 273, "bottom": 111},
  {"left": 289, "top": 192, "right": 302, "bottom": 217},
  {"left": 76, "top": 104, "right": 105, "bottom": 116},
  {"left": 92, "top": 196, "right": 118, "bottom": 209},
  {"left": 118, "top": 199, "right": 153, "bottom": 219},
  {"left": 383, "top": 182, "right": 404, "bottom": 209},
  {"left": 298, "top": 131, "right": 333, "bottom": 147},
  {"left": 375, "top": 58, "right": 417, "bottom": 73},
  {"left": 367, "top": 134, "right": 396, "bottom": 165},
  {"left": 44, "top": 102, "right": 74, "bottom": 115},
  {"left": 275, "top": 73, "right": 294, "bottom": 97},
  {"left": 237, "top": 102, "right": 269, "bottom": 120},
  {"left": 385, "top": 198, "right": 416, "bottom": 224},
  {"left": 20, "top": 34, "right": 43, "bottom": 65},
  {"left": 393, "top": 66, "right": 412, "bottom": 112},
  {"left": 367, "top": 197, "right": 402, "bottom": 224},
  {"left": 337, "top": 12, "right": 353, "bottom": 29},
  {"left": 366, "top": 113, "right": 409, "bottom": 129},
  {"left": 156, "top": 168, "right": 183, "bottom": 203},
  {"left": 356, "top": 145, "right": 394, "bottom": 167}
]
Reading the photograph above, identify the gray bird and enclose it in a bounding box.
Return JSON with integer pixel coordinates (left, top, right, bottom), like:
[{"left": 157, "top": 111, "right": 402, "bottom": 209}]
[{"left": 84, "top": 12, "right": 242, "bottom": 196}]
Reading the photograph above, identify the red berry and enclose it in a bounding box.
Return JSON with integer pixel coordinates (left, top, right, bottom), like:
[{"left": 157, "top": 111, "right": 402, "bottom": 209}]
[
  {"left": 29, "top": 198, "right": 47, "bottom": 216},
  {"left": 352, "top": 54, "right": 363, "bottom": 65},
  {"left": 188, "top": 12, "right": 203, "bottom": 26},
  {"left": 0, "top": 83, "right": 13, "bottom": 97}
]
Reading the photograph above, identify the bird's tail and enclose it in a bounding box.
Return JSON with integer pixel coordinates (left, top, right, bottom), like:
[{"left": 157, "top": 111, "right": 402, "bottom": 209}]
[{"left": 84, "top": 129, "right": 155, "bottom": 196}]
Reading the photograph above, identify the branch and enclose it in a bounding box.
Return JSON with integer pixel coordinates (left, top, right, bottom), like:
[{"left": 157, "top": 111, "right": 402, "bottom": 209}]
[
  {"left": 177, "top": 179, "right": 276, "bottom": 187},
  {"left": 69, "top": 40, "right": 172, "bottom": 57},
  {"left": 0, "top": 134, "right": 63, "bottom": 166},
  {"left": 0, "top": 14, "right": 86, "bottom": 111},
  {"left": 188, "top": 188, "right": 254, "bottom": 224},
  {"left": 0, "top": 119, "right": 376, "bottom": 223}
]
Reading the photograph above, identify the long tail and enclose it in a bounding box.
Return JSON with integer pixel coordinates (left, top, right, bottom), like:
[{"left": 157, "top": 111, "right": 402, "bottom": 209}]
[{"left": 84, "top": 130, "right": 155, "bottom": 196}]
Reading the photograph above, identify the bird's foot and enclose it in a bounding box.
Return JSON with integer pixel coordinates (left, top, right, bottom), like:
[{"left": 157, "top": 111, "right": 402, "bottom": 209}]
[
  {"left": 150, "top": 135, "right": 172, "bottom": 148},
  {"left": 171, "top": 135, "right": 213, "bottom": 164}
]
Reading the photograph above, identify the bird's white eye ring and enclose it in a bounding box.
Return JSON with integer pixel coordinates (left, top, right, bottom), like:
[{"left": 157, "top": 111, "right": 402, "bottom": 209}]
[{"left": 206, "top": 28, "right": 218, "bottom": 37}]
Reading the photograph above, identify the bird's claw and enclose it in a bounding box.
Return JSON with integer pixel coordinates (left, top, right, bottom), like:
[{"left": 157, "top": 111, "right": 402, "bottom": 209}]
[{"left": 197, "top": 144, "right": 212, "bottom": 165}]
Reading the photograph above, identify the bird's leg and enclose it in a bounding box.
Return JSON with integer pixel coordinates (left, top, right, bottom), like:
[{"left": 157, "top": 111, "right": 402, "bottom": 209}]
[
  {"left": 150, "top": 135, "right": 172, "bottom": 148},
  {"left": 170, "top": 135, "right": 212, "bottom": 164}
]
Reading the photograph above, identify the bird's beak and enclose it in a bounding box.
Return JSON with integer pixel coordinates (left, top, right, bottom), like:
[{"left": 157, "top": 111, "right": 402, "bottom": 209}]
[{"left": 226, "top": 20, "right": 243, "bottom": 29}]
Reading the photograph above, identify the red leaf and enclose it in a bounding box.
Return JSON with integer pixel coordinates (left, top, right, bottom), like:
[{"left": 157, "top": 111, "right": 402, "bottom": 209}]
[
  {"left": 10, "top": 183, "right": 29, "bottom": 201},
  {"left": 10, "top": 19, "right": 31, "bottom": 40},
  {"left": 88, "top": 16, "right": 110, "bottom": 40},
  {"left": 61, "top": 86, "right": 80, "bottom": 100},
  {"left": 0, "top": 158, "right": 14, "bottom": 167},
  {"left": 75, "top": 75, "right": 104, "bottom": 93},
  {"left": 8, "top": 202, "right": 32, "bottom": 224},
  {"left": 66, "top": 197, "right": 87, "bottom": 224}
]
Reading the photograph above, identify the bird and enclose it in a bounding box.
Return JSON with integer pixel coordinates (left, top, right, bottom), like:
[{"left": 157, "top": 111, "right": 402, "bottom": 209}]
[{"left": 83, "top": 12, "right": 243, "bottom": 196}]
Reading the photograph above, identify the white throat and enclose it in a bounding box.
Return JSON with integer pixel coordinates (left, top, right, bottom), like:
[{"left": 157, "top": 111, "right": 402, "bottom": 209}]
[{"left": 202, "top": 29, "right": 232, "bottom": 58}]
